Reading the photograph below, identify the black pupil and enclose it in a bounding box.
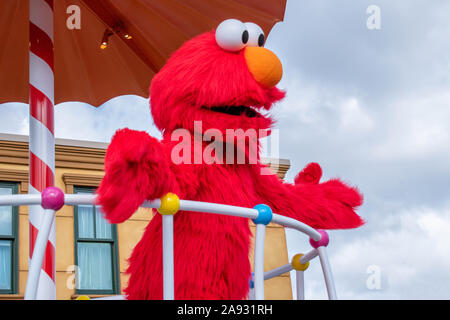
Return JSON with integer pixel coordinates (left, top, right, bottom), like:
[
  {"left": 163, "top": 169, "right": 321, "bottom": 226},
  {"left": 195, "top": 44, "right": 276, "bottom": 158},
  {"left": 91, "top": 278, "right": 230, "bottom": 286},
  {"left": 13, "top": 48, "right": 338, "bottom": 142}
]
[
  {"left": 242, "top": 30, "right": 249, "bottom": 44},
  {"left": 258, "top": 34, "right": 265, "bottom": 47}
]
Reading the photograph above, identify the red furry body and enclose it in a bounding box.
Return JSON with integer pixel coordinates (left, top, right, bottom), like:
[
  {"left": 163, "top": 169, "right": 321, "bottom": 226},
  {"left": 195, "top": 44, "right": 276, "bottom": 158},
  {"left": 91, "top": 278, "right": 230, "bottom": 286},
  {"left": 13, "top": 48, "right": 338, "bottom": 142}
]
[{"left": 97, "top": 30, "right": 363, "bottom": 300}]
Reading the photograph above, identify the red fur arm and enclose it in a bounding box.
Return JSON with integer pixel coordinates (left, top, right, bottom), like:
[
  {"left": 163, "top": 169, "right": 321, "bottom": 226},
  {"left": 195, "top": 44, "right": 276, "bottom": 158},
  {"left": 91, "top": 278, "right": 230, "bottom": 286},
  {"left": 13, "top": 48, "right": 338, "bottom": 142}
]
[
  {"left": 256, "top": 164, "right": 364, "bottom": 229},
  {"left": 96, "top": 128, "right": 175, "bottom": 223}
]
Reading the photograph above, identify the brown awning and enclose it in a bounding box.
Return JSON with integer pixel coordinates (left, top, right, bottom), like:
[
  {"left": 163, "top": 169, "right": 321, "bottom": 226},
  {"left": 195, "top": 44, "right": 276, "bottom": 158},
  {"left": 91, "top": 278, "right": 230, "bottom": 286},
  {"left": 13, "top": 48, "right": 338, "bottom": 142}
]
[{"left": 0, "top": 0, "right": 286, "bottom": 107}]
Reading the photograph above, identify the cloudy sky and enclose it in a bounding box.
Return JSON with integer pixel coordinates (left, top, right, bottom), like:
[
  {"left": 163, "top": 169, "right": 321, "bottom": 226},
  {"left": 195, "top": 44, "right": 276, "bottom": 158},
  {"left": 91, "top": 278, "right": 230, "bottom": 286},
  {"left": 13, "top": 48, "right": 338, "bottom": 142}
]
[{"left": 1, "top": 0, "right": 450, "bottom": 299}]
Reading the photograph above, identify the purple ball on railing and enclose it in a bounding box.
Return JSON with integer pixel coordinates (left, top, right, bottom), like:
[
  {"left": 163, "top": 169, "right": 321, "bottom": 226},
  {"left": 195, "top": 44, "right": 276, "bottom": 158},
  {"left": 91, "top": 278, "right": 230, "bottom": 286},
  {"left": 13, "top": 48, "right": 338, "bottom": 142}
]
[
  {"left": 309, "top": 229, "right": 329, "bottom": 248},
  {"left": 41, "top": 187, "right": 65, "bottom": 211}
]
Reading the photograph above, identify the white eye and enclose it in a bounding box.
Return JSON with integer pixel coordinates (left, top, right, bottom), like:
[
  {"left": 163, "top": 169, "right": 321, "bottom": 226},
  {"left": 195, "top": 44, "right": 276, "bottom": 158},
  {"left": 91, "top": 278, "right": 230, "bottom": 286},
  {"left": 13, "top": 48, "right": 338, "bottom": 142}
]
[
  {"left": 215, "top": 19, "right": 249, "bottom": 52},
  {"left": 244, "top": 22, "right": 265, "bottom": 47}
]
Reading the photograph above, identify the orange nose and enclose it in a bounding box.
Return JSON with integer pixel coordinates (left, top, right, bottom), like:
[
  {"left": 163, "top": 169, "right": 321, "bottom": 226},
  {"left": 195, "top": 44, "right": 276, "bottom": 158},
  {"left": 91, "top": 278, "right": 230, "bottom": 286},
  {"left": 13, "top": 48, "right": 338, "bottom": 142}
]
[{"left": 244, "top": 47, "right": 283, "bottom": 88}]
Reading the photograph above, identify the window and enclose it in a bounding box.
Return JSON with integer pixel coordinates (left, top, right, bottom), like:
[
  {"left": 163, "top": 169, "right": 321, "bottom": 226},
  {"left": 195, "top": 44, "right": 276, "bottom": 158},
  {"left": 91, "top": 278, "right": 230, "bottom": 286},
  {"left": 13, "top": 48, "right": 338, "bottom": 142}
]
[
  {"left": 0, "top": 182, "right": 18, "bottom": 294},
  {"left": 74, "top": 187, "right": 120, "bottom": 294}
]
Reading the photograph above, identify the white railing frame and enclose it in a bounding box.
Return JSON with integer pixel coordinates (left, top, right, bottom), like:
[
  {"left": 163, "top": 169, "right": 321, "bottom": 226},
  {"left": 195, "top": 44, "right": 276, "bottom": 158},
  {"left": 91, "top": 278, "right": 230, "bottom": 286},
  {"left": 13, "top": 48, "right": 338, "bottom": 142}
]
[{"left": 0, "top": 193, "right": 337, "bottom": 300}]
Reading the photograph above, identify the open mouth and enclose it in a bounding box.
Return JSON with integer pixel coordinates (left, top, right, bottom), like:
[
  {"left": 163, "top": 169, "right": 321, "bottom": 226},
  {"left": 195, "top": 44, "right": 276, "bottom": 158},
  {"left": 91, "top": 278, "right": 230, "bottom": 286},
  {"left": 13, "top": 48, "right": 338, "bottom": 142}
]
[{"left": 205, "top": 105, "right": 260, "bottom": 118}]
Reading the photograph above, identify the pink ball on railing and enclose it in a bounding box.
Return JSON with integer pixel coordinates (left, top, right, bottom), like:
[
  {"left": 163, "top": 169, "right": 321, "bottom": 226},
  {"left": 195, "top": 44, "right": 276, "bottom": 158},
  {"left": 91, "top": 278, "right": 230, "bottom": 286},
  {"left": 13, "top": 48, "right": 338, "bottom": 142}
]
[
  {"left": 41, "top": 187, "right": 65, "bottom": 211},
  {"left": 309, "top": 229, "right": 329, "bottom": 248}
]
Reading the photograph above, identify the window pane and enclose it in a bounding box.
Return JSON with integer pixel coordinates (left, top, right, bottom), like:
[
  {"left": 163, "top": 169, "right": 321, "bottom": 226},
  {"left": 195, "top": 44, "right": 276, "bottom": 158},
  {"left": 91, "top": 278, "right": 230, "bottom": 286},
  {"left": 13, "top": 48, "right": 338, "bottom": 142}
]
[
  {"left": 0, "top": 240, "right": 12, "bottom": 290},
  {"left": 77, "top": 205, "right": 94, "bottom": 238},
  {"left": 95, "top": 206, "right": 112, "bottom": 239},
  {"left": 77, "top": 242, "right": 113, "bottom": 291},
  {"left": 0, "top": 188, "right": 12, "bottom": 236}
]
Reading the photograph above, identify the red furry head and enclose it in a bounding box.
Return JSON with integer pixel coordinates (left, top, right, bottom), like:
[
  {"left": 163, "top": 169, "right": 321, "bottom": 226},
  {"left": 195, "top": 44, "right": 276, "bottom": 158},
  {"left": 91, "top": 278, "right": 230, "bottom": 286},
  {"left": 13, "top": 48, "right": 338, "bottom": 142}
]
[{"left": 150, "top": 28, "right": 285, "bottom": 138}]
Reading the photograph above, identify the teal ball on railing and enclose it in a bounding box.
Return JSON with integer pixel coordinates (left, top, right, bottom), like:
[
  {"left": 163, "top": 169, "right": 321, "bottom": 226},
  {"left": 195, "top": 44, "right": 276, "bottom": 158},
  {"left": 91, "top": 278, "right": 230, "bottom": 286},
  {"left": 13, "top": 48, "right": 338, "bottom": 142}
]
[{"left": 252, "top": 204, "right": 273, "bottom": 225}]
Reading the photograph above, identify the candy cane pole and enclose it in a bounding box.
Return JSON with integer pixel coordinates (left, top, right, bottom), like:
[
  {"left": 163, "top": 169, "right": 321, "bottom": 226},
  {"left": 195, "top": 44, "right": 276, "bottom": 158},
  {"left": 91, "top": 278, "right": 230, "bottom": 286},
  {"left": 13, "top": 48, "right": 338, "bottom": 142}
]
[{"left": 28, "top": 0, "right": 56, "bottom": 299}]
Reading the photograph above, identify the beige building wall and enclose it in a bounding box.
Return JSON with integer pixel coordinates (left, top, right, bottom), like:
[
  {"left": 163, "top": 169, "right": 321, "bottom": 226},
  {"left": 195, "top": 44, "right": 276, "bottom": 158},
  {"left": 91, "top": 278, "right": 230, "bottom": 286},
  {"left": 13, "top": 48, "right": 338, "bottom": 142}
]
[{"left": 0, "top": 134, "right": 292, "bottom": 300}]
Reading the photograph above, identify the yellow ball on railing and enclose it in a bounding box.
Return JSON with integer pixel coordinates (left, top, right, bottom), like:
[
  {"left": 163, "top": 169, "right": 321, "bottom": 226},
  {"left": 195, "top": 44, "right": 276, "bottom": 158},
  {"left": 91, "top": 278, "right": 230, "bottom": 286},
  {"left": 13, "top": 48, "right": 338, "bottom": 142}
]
[
  {"left": 291, "top": 253, "right": 310, "bottom": 271},
  {"left": 76, "top": 295, "right": 90, "bottom": 300},
  {"left": 157, "top": 193, "right": 180, "bottom": 215}
]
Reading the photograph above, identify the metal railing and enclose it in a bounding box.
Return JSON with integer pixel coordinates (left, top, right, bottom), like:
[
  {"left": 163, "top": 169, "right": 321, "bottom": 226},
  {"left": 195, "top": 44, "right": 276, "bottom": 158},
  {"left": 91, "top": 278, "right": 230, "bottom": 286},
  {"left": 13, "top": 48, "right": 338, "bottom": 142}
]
[{"left": 0, "top": 187, "right": 337, "bottom": 300}]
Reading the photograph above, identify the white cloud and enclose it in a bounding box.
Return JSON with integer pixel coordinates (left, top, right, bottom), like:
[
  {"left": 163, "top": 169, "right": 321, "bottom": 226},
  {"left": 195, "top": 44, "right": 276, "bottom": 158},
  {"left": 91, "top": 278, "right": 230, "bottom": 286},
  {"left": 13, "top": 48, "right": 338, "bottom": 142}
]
[
  {"left": 55, "top": 96, "right": 161, "bottom": 142},
  {"left": 0, "top": 103, "right": 29, "bottom": 135},
  {"left": 338, "top": 97, "right": 374, "bottom": 133},
  {"left": 0, "top": 96, "right": 162, "bottom": 142},
  {"left": 275, "top": 77, "right": 323, "bottom": 125},
  {"left": 287, "top": 205, "right": 450, "bottom": 299},
  {"left": 371, "top": 91, "right": 450, "bottom": 161}
]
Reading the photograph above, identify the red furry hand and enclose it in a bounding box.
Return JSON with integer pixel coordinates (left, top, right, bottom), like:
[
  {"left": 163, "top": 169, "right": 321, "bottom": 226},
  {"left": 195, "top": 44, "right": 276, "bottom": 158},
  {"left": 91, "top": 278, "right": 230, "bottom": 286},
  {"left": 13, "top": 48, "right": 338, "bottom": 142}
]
[
  {"left": 291, "top": 163, "right": 363, "bottom": 228},
  {"left": 97, "top": 129, "right": 173, "bottom": 223},
  {"left": 319, "top": 179, "right": 363, "bottom": 209},
  {"left": 294, "top": 178, "right": 364, "bottom": 229},
  {"left": 103, "top": 128, "right": 156, "bottom": 166},
  {"left": 294, "top": 162, "right": 323, "bottom": 185}
]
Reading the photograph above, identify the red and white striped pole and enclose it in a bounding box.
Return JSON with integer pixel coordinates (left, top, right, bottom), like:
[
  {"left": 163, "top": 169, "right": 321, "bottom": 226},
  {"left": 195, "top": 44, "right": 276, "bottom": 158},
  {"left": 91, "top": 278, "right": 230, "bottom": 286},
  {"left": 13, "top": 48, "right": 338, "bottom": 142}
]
[{"left": 28, "top": 0, "right": 56, "bottom": 299}]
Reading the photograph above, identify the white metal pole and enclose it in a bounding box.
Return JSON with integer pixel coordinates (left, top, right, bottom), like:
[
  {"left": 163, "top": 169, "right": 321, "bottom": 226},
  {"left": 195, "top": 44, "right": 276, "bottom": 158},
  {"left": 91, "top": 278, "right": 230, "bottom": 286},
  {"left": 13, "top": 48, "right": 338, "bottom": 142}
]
[
  {"left": 24, "top": 209, "right": 56, "bottom": 300},
  {"left": 249, "top": 288, "right": 255, "bottom": 300},
  {"left": 178, "top": 200, "right": 259, "bottom": 220},
  {"left": 248, "top": 273, "right": 255, "bottom": 300},
  {"left": 296, "top": 270, "right": 305, "bottom": 300},
  {"left": 64, "top": 194, "right": 97, "bottom": 206},
  {"left": 271, "top": 214, "right": 321, "bottom": 241},
  {"left": 264, "top": 263, "right": 292, "bottom": 280},
  {"left": 253, "top": 223, "right": 266, "bottom": 300},
  {"left": 317, "top": 246, "right": 337, "bottom": 300},
  {"left": 0, "top": 194, "right": 42, "bottom": 206},
  {"left": 300, "top": 249, "right": 319, "bottom": 265},
  {"left": 162, "top": 214, "right": 175, "bottom": 300}
]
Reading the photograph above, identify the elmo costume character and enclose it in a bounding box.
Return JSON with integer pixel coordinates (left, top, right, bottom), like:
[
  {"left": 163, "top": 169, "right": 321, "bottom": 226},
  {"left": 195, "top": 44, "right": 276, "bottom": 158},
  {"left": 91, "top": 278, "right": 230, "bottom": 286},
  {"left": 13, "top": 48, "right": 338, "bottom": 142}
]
[{"left": 97, "top": 19, "right": 364, "bottom": 300}]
